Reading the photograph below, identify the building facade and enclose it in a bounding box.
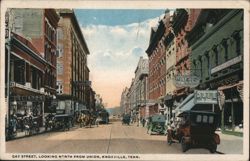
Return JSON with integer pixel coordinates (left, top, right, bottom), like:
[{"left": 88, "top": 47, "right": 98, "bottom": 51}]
[
  {"left": 6, "top": 33, "right": 50, "bottom": 126},
  {"left": 164, "top": 25, "right": 176, "bottom": 123},
  {"left": 5, "top": 9, "right": 59, "bottom": 126},
  {"left": 172, "top": 9, "right": 201, "bottom": 101},
  {"left": 56, "top": 9, "right": 91, "bottom": 113},
  {"left": 146, "top": 11, "right": 171, "bottom": 116},
  {"left": 120, "top": 87, "right": 129, "bottom": 114},
  {"left": 187, "top": 9, "right": 243, "bottom": 134},
  {"left": 133, "top": 57, "right": 149, "bottom": 120}
]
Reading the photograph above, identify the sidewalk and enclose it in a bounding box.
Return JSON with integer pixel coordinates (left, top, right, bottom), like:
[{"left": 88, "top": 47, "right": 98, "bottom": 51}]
[
  {"left": 217, "top": 131, "right": 243, "bottom": 154},
  {"left": 15, "top": 127, "right": 46, "bottom": 139}
]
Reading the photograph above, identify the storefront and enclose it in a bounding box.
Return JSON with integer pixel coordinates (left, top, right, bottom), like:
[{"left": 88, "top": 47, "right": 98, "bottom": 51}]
[
  {"left": 218, "top": 81, "right": 243, "bottom": 135},
  {"left": 164, "top": 94, "right": 174, "bottom": 124},
  {"left": 10, "top": 84, "right": 46, "bottom": 127},
  {"left": 174, "top": 90, "right": 220, "bottom": 116}
]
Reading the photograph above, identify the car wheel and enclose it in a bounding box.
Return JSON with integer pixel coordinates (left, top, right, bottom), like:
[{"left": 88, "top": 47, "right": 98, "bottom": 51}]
[
  {"left": 181, "top": 137, "right": 189, "bottom": 152},
  {"left": 209, "top": 141, "right": 217, "bottom": 153}
]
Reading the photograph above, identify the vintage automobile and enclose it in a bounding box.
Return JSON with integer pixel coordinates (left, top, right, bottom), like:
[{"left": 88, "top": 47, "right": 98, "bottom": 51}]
[
  {"left": 167, "top": 110, "right": 220, "bottom": 153},
  {"left": 122, "top": 114, "right": 131, "bottom": 125},
  {"left": 98, "top": 110, "right": 109, "bottom": 124},
  {"left": 147, "top": 114, "right": 166, "bottom": 135},
  {"left": 45, "top": 113, "right": 55, "bottom": 131},
  {"left": 52, "top": 109, "right": 74, "bottom": 131}
]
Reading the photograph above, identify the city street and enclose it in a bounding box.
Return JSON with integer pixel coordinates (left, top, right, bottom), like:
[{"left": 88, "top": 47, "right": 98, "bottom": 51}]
[{"left": 6, "top": 120, "right": 223, "bottom": 154}]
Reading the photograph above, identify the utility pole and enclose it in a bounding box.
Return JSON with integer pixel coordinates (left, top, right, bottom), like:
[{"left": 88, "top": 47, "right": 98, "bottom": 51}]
[{"left": 5, "top": 9, "right": 13, "bottom": 128}]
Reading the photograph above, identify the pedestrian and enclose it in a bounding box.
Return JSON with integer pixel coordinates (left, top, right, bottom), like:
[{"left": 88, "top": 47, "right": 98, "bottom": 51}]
[{"left": 142, "top": 118, "right": 146, "bottom": 127}]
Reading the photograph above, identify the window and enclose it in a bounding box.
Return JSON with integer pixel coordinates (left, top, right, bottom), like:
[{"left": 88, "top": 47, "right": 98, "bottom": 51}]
[
  {"left": 213, "top": 46, "right": 219, "bottom": 66},
  {"left": 57, "top": 43, "right": 64, "bottom": 57},
  {"left": 205, "top": 52, "right": 210, "bottom": 76},
  {"left": 203, "top": 115, "right": 208, "bottom": 123},
  {"left": 222, "top": 39, "right": 229, "bottom": 61},
  {"left": 57, "top": 28, "right": 63, "bottom": 40},
  {"left": 209, "top": 116, "right": 214, "bottom": 124},
  {"left": 232, "top": 31, "right": 241, "bottom": 56},
  {"left": 196, "top": 115, "right": 202, "bottom": 123},
  {"left": 57, "top": 62, "right": 63, "bottom": 75},
  {"left": 14, "top": 15, "right": 23, "bottom": 34}
]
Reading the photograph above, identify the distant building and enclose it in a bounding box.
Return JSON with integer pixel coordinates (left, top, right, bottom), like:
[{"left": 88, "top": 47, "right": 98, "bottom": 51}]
[
  {"left": 134, "top": 57, "right": 149, "bottom": 119},
  {"left": 120, "top": 87, "right": 129, "bottom": 114}
]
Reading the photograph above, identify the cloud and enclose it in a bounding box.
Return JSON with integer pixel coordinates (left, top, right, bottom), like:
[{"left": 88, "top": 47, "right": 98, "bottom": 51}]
[{"left": 81, "top": 16, "right": 160, "bottom": 107}]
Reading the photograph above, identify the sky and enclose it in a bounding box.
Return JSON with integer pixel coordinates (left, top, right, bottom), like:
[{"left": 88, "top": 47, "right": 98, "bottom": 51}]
[{"left": 75, "top": 9, "right": 165, "bottom": 108}]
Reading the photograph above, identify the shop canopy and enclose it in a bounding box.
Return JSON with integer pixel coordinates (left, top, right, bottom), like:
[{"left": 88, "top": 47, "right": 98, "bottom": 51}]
[{"left": 175, "top": 93, "right": 195, "bottom": 115}]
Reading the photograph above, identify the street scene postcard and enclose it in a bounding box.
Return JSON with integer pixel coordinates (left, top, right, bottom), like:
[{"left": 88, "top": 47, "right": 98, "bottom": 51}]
[{"left": 0, "top": 0, "right": 249, "bottom": 161}]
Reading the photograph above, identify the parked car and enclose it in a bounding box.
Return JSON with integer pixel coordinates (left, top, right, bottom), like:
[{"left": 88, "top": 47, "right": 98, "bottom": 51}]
[
  {"left": 147, "top": 114, "right": 166, "bottom": 135},
  {"left": 167, "top": 110, "right": 220, "bottom": 153},
  {"left": 122, "top": 114, "right": 130, "bottom": 125}
]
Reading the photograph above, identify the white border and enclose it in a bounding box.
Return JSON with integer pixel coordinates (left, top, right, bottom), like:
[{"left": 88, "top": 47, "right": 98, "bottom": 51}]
[{"left": 0, "top": 0, "right": 249, "bottom": 161}]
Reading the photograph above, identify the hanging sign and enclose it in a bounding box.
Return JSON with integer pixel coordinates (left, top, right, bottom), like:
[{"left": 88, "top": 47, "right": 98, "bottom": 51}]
[
  {"left": 174, "top": 74, "right": 200, "bottom": 88},
  {"left": 194, "top": 90, "right": 218, "bottom": 104}
]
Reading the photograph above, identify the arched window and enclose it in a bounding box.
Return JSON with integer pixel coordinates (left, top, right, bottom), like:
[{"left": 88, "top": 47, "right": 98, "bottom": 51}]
[
  {"left": 222, "top": 38, "right": 229, "bottom": 61},
  {"left": 212, "top": 45, "right": 219, "bottom": 66},
  {"left": 232, "top": 31, "right": 242, "bottom": 56}
]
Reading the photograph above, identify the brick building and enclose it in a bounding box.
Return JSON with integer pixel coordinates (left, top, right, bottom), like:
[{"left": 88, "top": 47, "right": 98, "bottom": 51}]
[
  {"left": 6, "top": 9, "right": 59, "bottom": 120},
  {"left": 6, "top": 32, "right": 51, "bottom": 126},
  {"left": 172, "top": 9, "right": 201, "bottom": 106},
  {"left": 146, "top": 11, "right": 172, "bottom": 116},
  {"left": 56, "top": 9, "right": 92, "bottom": 114}
]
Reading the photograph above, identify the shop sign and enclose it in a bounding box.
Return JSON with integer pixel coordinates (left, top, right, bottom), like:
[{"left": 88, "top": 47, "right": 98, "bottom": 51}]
[
  {"left": 194, "top": 90, "right": 218, "bottom": 104},
  {"left": 12, "top": 95, "right": 46, "bottom": 102},
  {"left": 174, "top": 74, "right": 200, "bottom": 88},
  {"left": 211, "top": 55, "right": 242, "bottom": 74}
]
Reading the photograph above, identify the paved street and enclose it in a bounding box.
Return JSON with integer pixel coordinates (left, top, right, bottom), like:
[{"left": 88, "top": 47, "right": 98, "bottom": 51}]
[{"left": 5, "top": 120, "right": 238, "bottom": 154}]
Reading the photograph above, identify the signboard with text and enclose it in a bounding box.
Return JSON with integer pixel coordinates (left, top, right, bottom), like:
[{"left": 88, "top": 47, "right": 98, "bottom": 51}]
[
  {"left": 211, "top": 55, "right": 242, "bottom": 74},
  {"left": 194, "top": 90, "right": 218, "bottom": 104},
  {"left": 174, "top": 74, "right": 200, "bottom": 88}
]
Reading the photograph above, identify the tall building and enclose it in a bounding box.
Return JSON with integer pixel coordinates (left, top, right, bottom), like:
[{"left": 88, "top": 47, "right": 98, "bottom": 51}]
[
  {"left": 172, "top": 9, "right": 201, "bottom": 109},
  {"left": 146, "top": 10, "right": 171, "bottom": 116},
  {"left": 163, "top": 15, "right": 176, "bottom": 123},
  {"left": 187, "top": 9, "right": 243, "bottom": 134},
  {"left": 5, "top": 9, "right": 59, "bottom": 125},
  {"left": 134, "top": 57, "right": 149, "bottom": 119},
  {"left": 56, "top": 9, "right": 91, "bottom": 113}
]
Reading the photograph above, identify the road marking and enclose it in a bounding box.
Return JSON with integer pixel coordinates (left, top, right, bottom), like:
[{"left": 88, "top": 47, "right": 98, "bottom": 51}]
[{"left": 106, "top": 125, "right": 113, "bottom": 153}]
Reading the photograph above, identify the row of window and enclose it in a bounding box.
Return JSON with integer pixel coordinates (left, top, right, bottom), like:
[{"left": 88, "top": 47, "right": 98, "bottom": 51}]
[
  {"left": 44, "top": 42, "right": 56, "bottom": 65},
  {"left": 192, "top": 30, "right": 242, "bottom": 78},
  {"left": 45, "top": 18, "right": 56, "bottom": 43},
  {"left": 149, "top": 78, "right": 166, "bottom": 93}
]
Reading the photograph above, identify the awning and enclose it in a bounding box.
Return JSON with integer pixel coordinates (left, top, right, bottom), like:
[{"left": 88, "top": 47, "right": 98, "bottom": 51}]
[
  {"left": 218, "top": 81, "right": 243, "bottom": 91},
  {"left": 175, "top": 93, "right": 195, "bottom": 115}
]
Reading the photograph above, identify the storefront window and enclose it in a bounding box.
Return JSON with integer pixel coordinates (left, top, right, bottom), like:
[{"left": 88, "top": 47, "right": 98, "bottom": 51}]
[
  {"left": 203, "top": 115, "right": 208, "bottom": 123},
  {"left": 196, "top": 115, "right": 202, "bottom": 123},
  {"left": 209, "top": 116, "right": 214, "bottom": 124}
]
